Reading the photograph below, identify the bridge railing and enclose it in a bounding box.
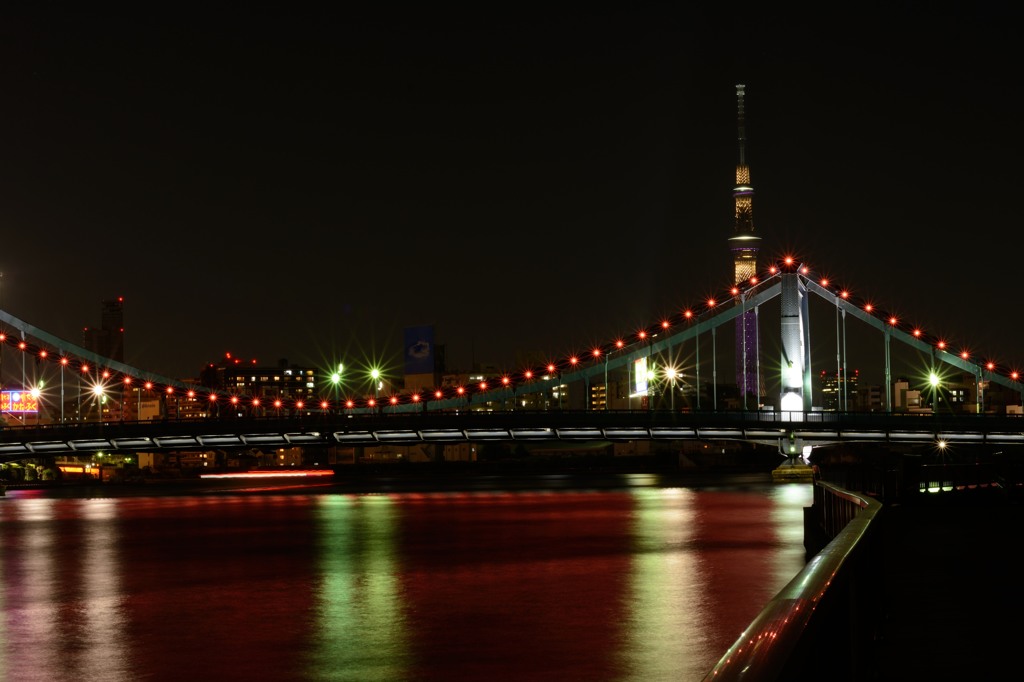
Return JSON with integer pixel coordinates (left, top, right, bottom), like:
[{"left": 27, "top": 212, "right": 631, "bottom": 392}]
[{"left": 701, "top": 481, "right": 883, "bottom": 681}]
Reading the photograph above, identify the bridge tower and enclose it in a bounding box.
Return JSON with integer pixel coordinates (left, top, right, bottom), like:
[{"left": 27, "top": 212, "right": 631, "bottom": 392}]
[
  {"left": 779, "top": 271, "right": 812, "bottom": 413},
  {"left": 728, "top": 84, "right": 763, "bottom": 406}
]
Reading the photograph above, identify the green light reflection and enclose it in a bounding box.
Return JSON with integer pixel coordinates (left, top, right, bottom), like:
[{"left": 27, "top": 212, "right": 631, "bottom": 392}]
[
  {"left": 618, "top": 488, "right": 711, "bottom": 679},
  {"left": 307, "top": 495, "right": 409, "bottom": 681}
]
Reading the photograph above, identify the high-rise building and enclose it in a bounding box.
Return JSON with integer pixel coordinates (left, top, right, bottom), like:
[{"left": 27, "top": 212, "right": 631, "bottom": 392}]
[
  {"left": 728, "top": 85, "right": 763, "bottom": 403},
  {"left": 819, "top": 369, "right": 859, "bottom": 411},
  {"left": 82, "top": 296, "right": 124, "bottom": 362}
]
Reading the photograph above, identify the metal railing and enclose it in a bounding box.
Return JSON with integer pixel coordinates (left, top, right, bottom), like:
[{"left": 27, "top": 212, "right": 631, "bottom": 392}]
[{"left": 702, "top": 481, "right": 883, "bottom": 681}]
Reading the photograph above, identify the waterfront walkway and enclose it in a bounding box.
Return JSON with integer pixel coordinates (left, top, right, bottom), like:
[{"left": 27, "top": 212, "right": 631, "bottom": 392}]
[{"left": 874, "top": 490, "right": 1024, "bottom": 679}]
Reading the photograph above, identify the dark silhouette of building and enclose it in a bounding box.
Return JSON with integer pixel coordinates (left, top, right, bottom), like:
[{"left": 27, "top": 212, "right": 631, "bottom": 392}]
[{"left": 82, "top": 296, "right": 124, "bottom": 362}]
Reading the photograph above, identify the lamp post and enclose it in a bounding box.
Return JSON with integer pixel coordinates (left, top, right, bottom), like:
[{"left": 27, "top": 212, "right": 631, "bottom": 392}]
[
  {"left": 665, "top": 367, "right": 678, "bottom": 411},
  {"left": 330, "top": 363, "right": 344, "bottom": 414},
  {"left": 92, "top": 383, "right": 105, "bottom": 424},
  {"left": 60, "top": 357, "right": 68, "bottom": 423},
  {"left": 30, "top": 385, "right": 41, "bottom": 426},
  {"left": 370, "top": 368, "right": 380, "bottom": 399}
]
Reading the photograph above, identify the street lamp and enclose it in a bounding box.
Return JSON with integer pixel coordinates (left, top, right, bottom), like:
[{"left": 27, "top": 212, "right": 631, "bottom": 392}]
[
  {"left": 30, "top": 384, "right": 42, "bottom": 425},
  {"left": 929, "top": 371, "right": 940, "bottom": 413},
  {"left": 665, "top": 366, "right": 679, "bottom": 411},
  {"left": 330, "top": 363, "right": 344, "bottom": 413},
  {"left": 92, "top": 382, "right": 105, "bottom": 423},
  {"left": 60, "top": 357, "right": 68, "bottom": 423}
]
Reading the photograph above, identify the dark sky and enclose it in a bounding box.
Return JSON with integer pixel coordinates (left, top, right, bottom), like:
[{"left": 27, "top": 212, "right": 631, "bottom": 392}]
[{"left": 1, "top": 6, "right": 1021, "bottom": 383}]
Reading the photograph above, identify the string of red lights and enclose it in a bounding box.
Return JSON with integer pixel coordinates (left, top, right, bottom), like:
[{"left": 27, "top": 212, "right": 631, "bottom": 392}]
[{"left": 0, "top": 256, "right": 1019, "bottom": 415}]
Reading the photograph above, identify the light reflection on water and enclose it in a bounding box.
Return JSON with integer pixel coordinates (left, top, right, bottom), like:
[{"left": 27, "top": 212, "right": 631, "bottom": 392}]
[{"left": 0, "top": 476, "right": 811, "bottom": 681}]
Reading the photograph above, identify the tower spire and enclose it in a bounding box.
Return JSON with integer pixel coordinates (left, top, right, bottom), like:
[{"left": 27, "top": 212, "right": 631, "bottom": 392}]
[
  {"left": 732, "top": 83, "right": 755, "bottom": 239},
  {"left": 736, "top": 83, "right": 746, "bottom": 167}
]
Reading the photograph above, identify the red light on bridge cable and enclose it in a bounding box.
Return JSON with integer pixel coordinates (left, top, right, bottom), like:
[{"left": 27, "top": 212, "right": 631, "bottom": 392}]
[{"left": 960, "top": 351, "right": 970, "bottom": 360}]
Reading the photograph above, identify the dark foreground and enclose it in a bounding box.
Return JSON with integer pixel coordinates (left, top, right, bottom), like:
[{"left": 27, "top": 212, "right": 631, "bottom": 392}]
[{"left": 875, "top": 493, "right": 1024, "bottom": 680}]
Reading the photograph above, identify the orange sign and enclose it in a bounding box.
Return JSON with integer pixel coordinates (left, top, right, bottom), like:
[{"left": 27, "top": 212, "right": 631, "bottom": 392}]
[{"left": 1, "top": 390, "right": 39, "bottom": 413}]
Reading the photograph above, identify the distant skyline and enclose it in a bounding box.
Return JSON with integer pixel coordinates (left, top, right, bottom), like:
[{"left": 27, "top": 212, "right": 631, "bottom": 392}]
[{"left": 1, "top": 7, "right": 1021, "bottom": 382}]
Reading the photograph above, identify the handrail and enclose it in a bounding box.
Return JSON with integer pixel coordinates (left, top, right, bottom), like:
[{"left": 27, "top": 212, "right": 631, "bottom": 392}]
[{"left": 702, "top": 481, "right": 882, "bottom": 681}]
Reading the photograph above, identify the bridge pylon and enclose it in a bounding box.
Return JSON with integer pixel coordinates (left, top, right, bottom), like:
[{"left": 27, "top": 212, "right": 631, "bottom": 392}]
[{"left": 779, "top": 272, "right": 812, "bottom": 413}]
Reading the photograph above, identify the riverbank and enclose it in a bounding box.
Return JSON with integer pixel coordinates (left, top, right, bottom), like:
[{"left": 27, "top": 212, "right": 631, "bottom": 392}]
[{"left": 3, "top": 464, "right": 783, "bottom": 498}]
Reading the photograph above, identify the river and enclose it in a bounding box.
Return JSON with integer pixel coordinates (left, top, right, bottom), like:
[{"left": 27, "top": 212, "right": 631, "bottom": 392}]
[{"left": 0, "top": 472, "right": 812, "bottom": 681}]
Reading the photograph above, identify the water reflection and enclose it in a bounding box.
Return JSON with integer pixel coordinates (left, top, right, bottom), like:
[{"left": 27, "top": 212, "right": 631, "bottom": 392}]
[
  {"left": 310, "top": 495, "right": 408, "bottom": 680},
  {"left": 0, "top": 478, "right": 811, "bottom": 681}
]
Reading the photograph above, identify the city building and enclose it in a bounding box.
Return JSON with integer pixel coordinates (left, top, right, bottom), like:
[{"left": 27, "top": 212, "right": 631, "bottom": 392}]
[
  {"left": 728, "top": 84, "right": 763, "bottom": 405},
  {"left": 199, "top": 354, "right": 318, "bottom": 414},
  {"left": 82, "top": 296, "right": 124, "bottom": 362},
  {"left": 819, "top": 368, "right": 859, "bottom": 411}
]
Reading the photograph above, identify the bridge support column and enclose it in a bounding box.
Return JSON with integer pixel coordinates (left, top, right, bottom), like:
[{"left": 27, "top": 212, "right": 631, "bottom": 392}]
[{"left": 779, "top": 272, "right": 812, "bottom": 413}]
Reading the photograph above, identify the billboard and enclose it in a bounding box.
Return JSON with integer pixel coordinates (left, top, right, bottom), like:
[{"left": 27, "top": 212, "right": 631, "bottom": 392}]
[
  {"left": 1, "top": 390, "right": 39, "bottom": 414},
  {"left": 633, "top": 357, "right": 649, "bottom": 397},
  {"left": 404, "top": 325, "right": 435, "bottom": 376}
]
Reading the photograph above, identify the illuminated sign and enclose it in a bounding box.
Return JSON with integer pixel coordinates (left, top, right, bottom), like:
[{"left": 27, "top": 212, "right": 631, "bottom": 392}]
[
  {"left": 633, "top": 357, "right": 649, "bottom": 397},
  {"left": 1, "top": 390, "right": 39, "bottom": 414}
]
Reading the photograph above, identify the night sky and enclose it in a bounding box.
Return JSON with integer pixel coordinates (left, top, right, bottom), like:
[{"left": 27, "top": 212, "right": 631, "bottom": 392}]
[{"left": 1, "top": 7, "right": 1021, "bottom": 383}]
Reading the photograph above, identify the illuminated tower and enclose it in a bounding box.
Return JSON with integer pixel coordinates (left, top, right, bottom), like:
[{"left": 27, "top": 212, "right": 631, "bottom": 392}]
[{"left": 728, "top": 84, "right": 763, "bottom": 404}]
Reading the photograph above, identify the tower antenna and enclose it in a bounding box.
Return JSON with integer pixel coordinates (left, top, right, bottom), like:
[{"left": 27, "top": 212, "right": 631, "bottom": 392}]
[{"left": 736, "top": 83, "right": 746, "bottom": 167}]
